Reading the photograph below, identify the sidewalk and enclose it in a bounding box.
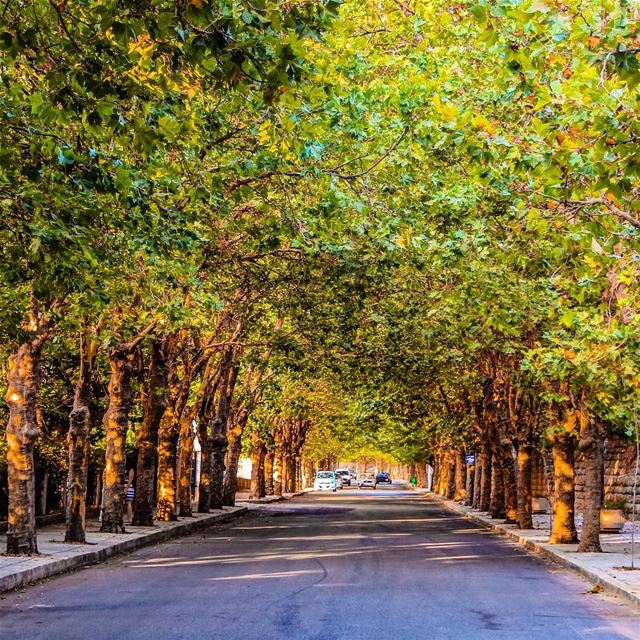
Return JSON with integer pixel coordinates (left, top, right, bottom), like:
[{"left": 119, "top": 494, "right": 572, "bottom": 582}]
[
  {"left": 425, "top": 491, "right": 640, "bottom": 609},
  {"left": 0, "top": 506, "right": 247, "bottom": 593}
]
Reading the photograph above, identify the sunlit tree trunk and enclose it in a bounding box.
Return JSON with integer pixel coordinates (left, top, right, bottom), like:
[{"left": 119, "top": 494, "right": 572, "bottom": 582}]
[
  {"left": 416, "top": 462, "right": 428, "bottom": 489},
  {"left": 454, "top": 450, "right": 466, "bottom": 501},
  {"left": 101, "top": 347, "right": 136, "bottom": 533},
  {"left": 445, "top": 452, "right": 456, "bottom": 499},
  {"left": 273, "top": 449, "right": 283, "bottom": 497},
  {"left": 222, "top": 413, "right": 246, "bottom": 506},
  {"left": 5, "top": 325, "right": 48, "bottom": 555},
  {"left": 549, "top": 429, "right": 578, "bottom": 544},
  {"left": 250, "top": 437, "right": 265, "bottom": 499},
  {"left": 301, "top": 457, "right": 313, "bottom": 489},
  {"left": 178, "top": 417, "right": 195, "bottom": 516},
  {"left": 156, "top": 406, "right": 180, "bottom": 521},
  {"left": 577, "top": 406, "right": 603, "bottom": 552},
  {"left": 65, "top": 334, "right": 95, "bottom": 543},
  {"left": 133, "top": 339, "right": 168, "bottom": 526},
  {"left": 516, "top": 444, "right": 533, "bottom": 529}
]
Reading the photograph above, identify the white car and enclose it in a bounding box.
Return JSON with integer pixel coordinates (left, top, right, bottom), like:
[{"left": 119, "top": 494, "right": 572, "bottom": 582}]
[
  {"left": 357, "top": 474, "right": 377, "bottom": 489},
  {"left": 314, "top": 471, "right": 338, "bottom": 492},
  {"left": 335, "top": 468, "right": 353, "bottom": 486}
]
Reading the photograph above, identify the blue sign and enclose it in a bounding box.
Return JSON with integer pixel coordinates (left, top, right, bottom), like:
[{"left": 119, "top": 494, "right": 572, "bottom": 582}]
[{"left": 465, "top": 454, "right": 476, "bottom": 465}]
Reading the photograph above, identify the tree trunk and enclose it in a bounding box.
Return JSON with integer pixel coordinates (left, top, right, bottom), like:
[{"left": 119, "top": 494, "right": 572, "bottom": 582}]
[
  {"left": 261, "top": 446, "right": 269, "bottom": 494},
  {"left": 445, "top": 454, "right": 456, "bottom": 499},
  {"left": 198, "top": 436, "right": 213, "bottom": 513},
  {"left": 156, "top": 406, "right": 180, "bottom": 521},
  {"left": 133, "top": 339, "right": 168, "bottom": 526},
  {"left": 549, "top": 432, "right": 578, "bottom": 544},
  {"left": 465, "top": 463, "right": 475, "bottom": 506},
  {"left": 472, "top": 453, "right": 482, "bottom": 509},
  {"left": 489, "top": 461, "right": 505, "bottom": 519},
  {"left": 250, "top": 441, "right": 265, "bottom": 499},
  {"left": 273, "top": 449, "right": 283, "bottom": 496},
  {"left": 178, "top": 417, "right": 195, "bottom": 516},
  {"left": 301, "top": 457, "right": 313, "bottom": 489},
  {"left": 479, "top": 447, "right": 492, "bottom": 511},
  {"left": 5, "top": 336, "right": 46, "bottom": 555},
  {"left": 516, "top": 444, "right": 533, "bottom": 529},
  {"left": 65, "top": 336, "right": 94, "bottom": 543},
  {"left": 497, "top": 443, "right": 518, "bottom": 524},
  {"left": 454, "top": 450, "right": 467, "bottom": 501},
  {"left": 286, "top": 456, "right": 296, "bottom": 493},
  {"left": 577, "top": 413, "right": 603, "bottom": 553},
  {"left": 264, "top": 450, "right": 275, "bottom": 494},
  {"left": 416, "top": 462, "right": 427, "bottom": 489},
  {"left": 100, "top": 348, "right": 135, "bottom": 533},
  {"left": 210, "top": 434, "right": 227, "bottom": 509},
  {"left": 222, "top": 419, "right": 245, "bottom": 506}
]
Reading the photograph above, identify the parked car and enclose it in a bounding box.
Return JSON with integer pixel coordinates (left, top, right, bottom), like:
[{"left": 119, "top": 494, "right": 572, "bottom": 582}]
[
  {"left": 357, "top": 473, "right": 377, "bottom": 489},
  {"left": 314, "top": 471, "right": 338, "bottom": 492},
  {"left": 376, "top": 471, "right": 392, "bottom": 484},
  {"left": 335, "top": 469, "right": 353, "bottom": 486}
]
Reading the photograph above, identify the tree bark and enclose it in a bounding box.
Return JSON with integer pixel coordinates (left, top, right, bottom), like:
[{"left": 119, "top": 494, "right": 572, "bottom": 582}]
[
  {"left": 479, "top": 446, "right": 492, "bottom": 511},
  {"left": 445, "top": 453, "right": 456, "bottom": 499},
  {"left": 489, "top": 460, "right": 505, "bottom": 519},
  {"left": 222, "top": 416, "right": 245, "bottom": 506},
  {"left": 178, "top": 416, "right": 195, "bottom": 516},
  {"left": 465, "top": 464, "right": 475, "bottom": 506},
  {"left": 577, "top": 411, "right": 603, "bottom": 552},
  {"left": 472, "top": 453, "right": 483, "bottom": 509},
  {"left": 210, "top": 433, "right": 227, "bottom": 510},
  {"left": 264, "top": 450, "right": 275, "bottom": 495},
  {"left": 65, "top": 334, "right": 95, "bottom": 543},
  {"left": 416, "top": 462, "right": 428, "bottom": 489},
  {"left": 100, "top": 347, "right": 136, "bottom": 533},
  {"left": 454, "top": 450, "right": 466, "bottom": 501},
  {"left": 197, "top": 435, "right": 213, "bottom": 513},
  {"left": 5, "top": 332, "right": 47, "bottom": 554},
  {"left": 497, "top": 443, "right": 518, "bottom": 524},
  {"left": 132, "top": 339, "right": 168, "bottom": 526},
  {"left": 273, "top": 449, "right": 283, "bottom": 496},
  {"left": 250, "top": 439, "right": 265, "bottom": 499},
  {"left": 156, "top": 405, "right": 180, "bottom": 521},
  {"left": 549, "top": 431, "right": 579, "bottom": 544},
  {"left": 516, "top": 444, "right": 533, "bottom": 529},
  {"left": 261, "top": 446, "right": 269, "bottom": 494}
]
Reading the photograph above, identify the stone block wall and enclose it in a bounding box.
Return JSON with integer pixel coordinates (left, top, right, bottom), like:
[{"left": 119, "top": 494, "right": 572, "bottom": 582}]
[{"left": 575, "top": 437, "right": 640, "bottom": 517}]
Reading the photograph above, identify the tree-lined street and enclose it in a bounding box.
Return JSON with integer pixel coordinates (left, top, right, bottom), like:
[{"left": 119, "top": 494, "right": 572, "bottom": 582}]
[
  {"left": 2, "top": 488, "right": 639, "bottom": 640},
  {"left": 2, "top": 1, "right": 640, "bottom": 635}
]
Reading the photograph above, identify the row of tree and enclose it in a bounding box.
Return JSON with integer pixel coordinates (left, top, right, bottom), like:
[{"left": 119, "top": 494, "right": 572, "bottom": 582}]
[{"left": 2, "top": 1, "right": 640, "bottom": 556}]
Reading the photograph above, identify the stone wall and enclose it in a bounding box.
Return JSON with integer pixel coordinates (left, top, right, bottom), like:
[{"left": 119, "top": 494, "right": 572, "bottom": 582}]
[{"left": 574, "top": 437, "right": 639, "bottom": 517}]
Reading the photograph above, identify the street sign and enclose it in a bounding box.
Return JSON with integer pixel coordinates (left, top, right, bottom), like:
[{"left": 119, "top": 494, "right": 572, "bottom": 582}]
[{"left": 465, "top": 454, "right": 476, "bottom": 465}]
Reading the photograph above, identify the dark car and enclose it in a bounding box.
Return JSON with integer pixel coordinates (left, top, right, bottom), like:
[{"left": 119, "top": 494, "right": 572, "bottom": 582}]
[{"left": 376, "top": 471, "right": 392, "bottom": 484}]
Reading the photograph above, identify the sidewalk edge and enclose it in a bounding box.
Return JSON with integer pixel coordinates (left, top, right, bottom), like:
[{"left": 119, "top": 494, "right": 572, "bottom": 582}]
[
  {"left": 0, "top": 507, "right": 248, "bottom": 593},
  {"left": 424, "top": 492, "right": 640, "bottom": 610}
]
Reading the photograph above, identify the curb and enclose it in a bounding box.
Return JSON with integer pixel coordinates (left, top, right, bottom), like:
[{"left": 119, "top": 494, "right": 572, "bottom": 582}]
[
  {"left": 0, "top": 506, "right": 248, "bottom": 593},
  {"left": 424, "top": 492, "right": 640, "bottom": 610}
]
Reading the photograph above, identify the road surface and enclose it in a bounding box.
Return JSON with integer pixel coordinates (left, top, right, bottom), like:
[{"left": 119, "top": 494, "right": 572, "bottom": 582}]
[{"left": 2, "top": 485, "right": 639, "bottom": 639}]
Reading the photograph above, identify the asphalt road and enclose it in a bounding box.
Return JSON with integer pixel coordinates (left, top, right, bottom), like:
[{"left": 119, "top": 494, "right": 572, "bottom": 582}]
[{"left": 2, "top": 485, "right": 639, "bottom": 640}]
